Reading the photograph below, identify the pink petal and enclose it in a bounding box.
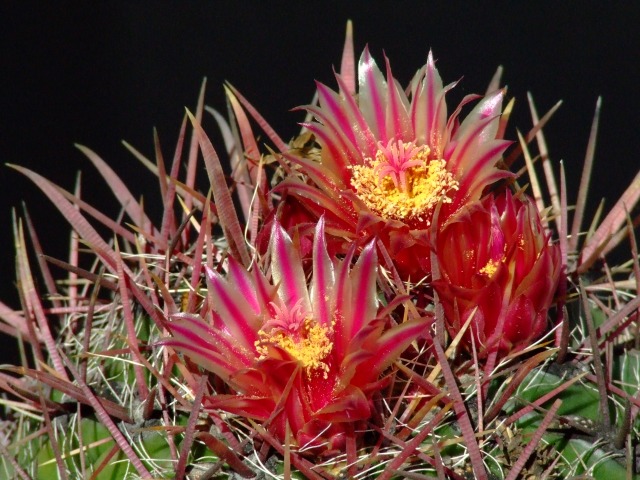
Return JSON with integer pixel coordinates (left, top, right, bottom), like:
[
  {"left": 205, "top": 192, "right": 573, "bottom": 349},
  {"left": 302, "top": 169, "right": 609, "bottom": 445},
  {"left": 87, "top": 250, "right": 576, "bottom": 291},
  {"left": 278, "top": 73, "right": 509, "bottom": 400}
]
[
  {"left": 454, "top": 89, "right": 505, "bottom": 144},
  {"left": 363, "top": 317, "right": 429, "bottom": 376},
  {"left": 281, "top": 149, "right": 344, "bottom": 192},
  {"left": 205, "top": 266, "right": 260, "bottom": 349},
  {"left": 411, "top": 51, "right": 447, "bottom": 149},
  {"left": 275, "top": 177, "right": 356, "bottom": 228},
  {"left": 358, "top": 46, "right": 388, "bottom": 142},
  {"left": 384, "top": 55, "right": 412, "bottom": 141},
  {"left": 226, "top": 257, "right": 261, "bottom": 314},
  {"left": 270, "top": 222, "right": 311, "bottom": 312},
  {"left": 333, "top": 246, "right": 356, "bottom": 354},
  {"left": 310, "top": 217, "right": 335, "bottom": 328},
  {"left": 315, "top": 82, "right": 362, "bottom": 157},
  {"left": 348, "top": 241, "right": 378, "bottom": 337},
  {"left": 168, "top": 313, "right": 253, "bottom": 367},
  {"left": 333, "top": 71, "right": 378, "bottom": 156},
  {"left": 447, "top": 114, "right": 504, "bottom": 174}
]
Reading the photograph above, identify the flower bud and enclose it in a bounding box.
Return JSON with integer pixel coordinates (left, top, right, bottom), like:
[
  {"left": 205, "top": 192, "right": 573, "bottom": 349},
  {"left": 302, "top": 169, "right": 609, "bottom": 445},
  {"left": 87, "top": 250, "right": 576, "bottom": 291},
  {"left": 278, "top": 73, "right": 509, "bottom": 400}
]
[{"left": 433, "top": 191, "right": 561, "bottom": 358}]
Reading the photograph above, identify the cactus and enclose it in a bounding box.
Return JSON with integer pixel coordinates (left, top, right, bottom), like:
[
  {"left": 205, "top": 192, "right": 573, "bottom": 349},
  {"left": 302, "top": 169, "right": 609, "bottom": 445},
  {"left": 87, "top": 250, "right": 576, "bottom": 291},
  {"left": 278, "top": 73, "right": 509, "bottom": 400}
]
[{"left": 2, "top": 23, "right": 640, "bottom": 480}]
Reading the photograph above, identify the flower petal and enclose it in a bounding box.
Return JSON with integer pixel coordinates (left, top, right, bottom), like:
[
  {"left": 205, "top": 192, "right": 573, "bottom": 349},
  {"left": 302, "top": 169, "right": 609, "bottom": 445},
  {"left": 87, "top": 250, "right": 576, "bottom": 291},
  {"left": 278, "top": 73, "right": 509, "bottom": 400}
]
[
  {"left": 358, "top": 46, "right": 389, "bottom": 143},
  {"left": 269, "top": 221, "right": 311, "bottom": 312},
  {"left": 310, "top": 217, "right": 335, "bottom": 328},
  {"left": 205, "top": 266, "right": 260, "bottom": 350},
  {"left": 348, "top": 240, "right": 378, "bottom": 336}
]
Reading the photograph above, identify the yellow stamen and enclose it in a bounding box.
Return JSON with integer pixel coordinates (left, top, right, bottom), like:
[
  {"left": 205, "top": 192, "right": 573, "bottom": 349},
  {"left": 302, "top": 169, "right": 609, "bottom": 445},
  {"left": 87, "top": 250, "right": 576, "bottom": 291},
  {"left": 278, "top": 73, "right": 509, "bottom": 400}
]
[
  {"left": 479, "top": 258, "right": 500, "bottom": 277},
  {"left": 479, "top": 243, "right": 507, "bottom": 278},
  {"left": 255, "top": 318, "right": 333, "bottom": 378},
  {"left": 351, "top": 141, "right": 458, "bottom": 225}
]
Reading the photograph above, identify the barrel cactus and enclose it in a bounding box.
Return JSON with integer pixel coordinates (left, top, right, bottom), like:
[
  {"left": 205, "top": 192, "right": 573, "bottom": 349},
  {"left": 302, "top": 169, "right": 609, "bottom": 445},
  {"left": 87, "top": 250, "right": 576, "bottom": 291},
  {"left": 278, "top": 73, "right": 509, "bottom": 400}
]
[{"left": 2, "top": 22, "right": 639, "bottom": 480}]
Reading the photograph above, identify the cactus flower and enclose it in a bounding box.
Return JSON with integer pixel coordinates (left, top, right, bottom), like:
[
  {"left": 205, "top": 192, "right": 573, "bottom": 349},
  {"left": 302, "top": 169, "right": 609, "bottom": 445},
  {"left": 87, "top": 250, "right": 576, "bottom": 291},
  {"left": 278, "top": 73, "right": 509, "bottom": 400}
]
[
  {"left": 279, "top": 48, "right": 512, "bottom": 279},
  {"left": 432, "top": 190, "right": 561, "bottom": 358},
  {"left": 164, "top": 218, "right": 427, "bottom": 453}
]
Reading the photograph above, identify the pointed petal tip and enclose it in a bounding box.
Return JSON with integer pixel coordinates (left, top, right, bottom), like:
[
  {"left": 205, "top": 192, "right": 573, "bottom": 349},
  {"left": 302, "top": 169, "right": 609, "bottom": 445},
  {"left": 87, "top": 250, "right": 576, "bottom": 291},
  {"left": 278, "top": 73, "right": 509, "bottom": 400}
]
[
  {"left": 270, "top": 217, "right": 293, "bottom": 252},
  {"left": 204, "top": 264, "right": 219, "bottom": 285},
  {"left": 361, "top": 235, "right": 378, "bottom": 264},
  {"left": 315, "top": 214, "right": 326, "bottom": 236},
  {"left": 427, "top": 50, "right": 435, "bottom": 66},
  {"left": 478, "top": 88, "right": 506, "bottom": 118},
  {"left": 485, "top": 66, "right": 504, "bottom": 95},
  {"left": 360, "top": 44, "right": 374, "bottom": 66},
  {"left": 313, "top": 216, "right": 329, "bottom": 262}
]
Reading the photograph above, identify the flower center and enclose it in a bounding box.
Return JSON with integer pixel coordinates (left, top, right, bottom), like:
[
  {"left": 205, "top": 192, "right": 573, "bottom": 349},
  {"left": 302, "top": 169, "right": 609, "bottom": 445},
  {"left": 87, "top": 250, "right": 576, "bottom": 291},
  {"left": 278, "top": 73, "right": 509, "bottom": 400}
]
[
  {"left": 350, "top": 140, "right": 459, "bottom": 225},
  {"left": 255, "top": 302, "right": 333, "bottom": 377},
  {"left": 479, "top": 258, "right": 500, "bottom": 277}
]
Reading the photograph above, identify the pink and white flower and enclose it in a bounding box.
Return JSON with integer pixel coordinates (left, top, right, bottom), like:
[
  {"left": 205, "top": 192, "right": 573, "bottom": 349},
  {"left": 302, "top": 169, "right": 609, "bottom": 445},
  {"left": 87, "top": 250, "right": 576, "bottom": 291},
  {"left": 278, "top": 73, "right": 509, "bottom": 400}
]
[
  {"left": 164, "top": 218, "right": 427, "bottom": 453},
  {"left": 278, "top": 47, "right": 512, "bottom": 279}
]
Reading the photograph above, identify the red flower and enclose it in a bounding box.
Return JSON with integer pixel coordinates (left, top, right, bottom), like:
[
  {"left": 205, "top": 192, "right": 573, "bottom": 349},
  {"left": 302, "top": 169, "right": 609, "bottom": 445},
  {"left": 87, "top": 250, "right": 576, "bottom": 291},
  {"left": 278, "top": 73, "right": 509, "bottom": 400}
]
[
  {"left": 278, "top": 47, "right": 511, "bottom": 279},
  {"left": 432, "top": 190, "right": 561, "bottom": 358},
  {"left": 163, "top": 218, "right": 427, "bottom": 453}
]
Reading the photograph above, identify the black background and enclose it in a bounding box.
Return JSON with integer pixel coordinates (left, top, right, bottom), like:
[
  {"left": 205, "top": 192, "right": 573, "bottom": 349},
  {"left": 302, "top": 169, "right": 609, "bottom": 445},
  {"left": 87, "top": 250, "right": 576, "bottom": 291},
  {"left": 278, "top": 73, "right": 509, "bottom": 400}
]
[{"left": 1, "top": 2, "right": 638, "bottom": 364}]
